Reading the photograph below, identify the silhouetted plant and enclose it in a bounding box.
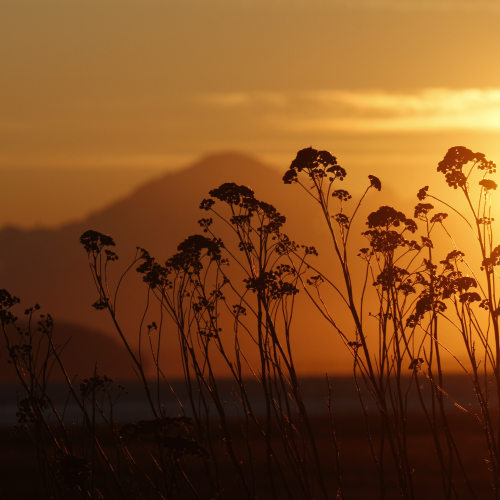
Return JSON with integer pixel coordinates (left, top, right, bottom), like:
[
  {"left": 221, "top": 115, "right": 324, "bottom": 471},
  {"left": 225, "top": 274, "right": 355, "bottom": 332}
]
[{"left": 4, "top": 144, "right": 500, "bottom": 499}]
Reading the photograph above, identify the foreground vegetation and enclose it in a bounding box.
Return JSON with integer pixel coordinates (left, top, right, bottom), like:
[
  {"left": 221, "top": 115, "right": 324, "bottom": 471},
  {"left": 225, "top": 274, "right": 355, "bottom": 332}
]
[{"left": 2, "top": 146, "right": 500, "bottom": 499}]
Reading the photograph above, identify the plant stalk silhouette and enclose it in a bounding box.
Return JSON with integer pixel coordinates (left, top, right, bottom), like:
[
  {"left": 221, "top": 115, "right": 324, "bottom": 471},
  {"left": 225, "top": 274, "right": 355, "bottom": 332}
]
[{"left": 3, "top": 145, "right": 500, "bottom": 499}]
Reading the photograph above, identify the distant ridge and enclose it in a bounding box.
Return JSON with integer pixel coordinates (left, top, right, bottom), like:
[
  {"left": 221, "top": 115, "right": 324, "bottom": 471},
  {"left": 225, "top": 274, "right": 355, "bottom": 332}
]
[
  {"left": 0, "top": 322, "right": 142, "bottom": 383},
  {"left": 0, "top": 151, "right": 392, "bottom": 376},
  {"left": 0, "top": 153, "right": 298, "bottom": 341}
]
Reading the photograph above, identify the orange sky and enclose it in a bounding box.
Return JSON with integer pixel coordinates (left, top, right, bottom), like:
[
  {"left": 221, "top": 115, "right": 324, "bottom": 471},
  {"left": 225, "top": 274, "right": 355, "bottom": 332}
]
[
  {"left": 2, "top": 0, "right": 500, "bottom": 228},
  {"left": 2, "top": 0, "right": 500, "bottom": 378}
]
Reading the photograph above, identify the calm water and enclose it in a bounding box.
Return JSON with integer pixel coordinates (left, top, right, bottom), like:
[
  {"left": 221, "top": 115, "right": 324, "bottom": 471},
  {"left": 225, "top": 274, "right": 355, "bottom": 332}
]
[{"left": 0, "top": 374, "right": 492, "bottom": 427}]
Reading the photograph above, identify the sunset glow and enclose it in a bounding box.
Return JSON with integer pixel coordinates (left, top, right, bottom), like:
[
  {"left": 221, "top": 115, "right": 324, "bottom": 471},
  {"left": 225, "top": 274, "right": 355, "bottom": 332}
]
[
  {"left": 6, "top": 5, "right": 500, "bottom": 495},
  {"left": 2, "top": 0, "right": 500, "bottom": 369}
]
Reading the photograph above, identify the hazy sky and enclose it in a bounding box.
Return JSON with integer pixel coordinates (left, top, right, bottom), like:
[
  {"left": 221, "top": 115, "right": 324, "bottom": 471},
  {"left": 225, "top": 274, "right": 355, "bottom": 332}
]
[{"left": 2, "top": 0, "right": 500, "bottom": 227}]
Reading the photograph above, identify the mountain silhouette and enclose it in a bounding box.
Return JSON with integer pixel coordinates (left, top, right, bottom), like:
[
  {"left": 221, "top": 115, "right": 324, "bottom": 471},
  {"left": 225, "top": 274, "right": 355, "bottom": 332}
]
[
  {"left": 0, "top": 152, "right": 397, "bottom": 377},
  {"left": 0, "top": 321, "right": 142, "bottom": 383}
]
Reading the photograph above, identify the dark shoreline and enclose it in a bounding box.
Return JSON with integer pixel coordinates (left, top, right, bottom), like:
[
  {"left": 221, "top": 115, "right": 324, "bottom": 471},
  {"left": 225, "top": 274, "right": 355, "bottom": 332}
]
[
  {"left": 0, "top": 411, "right": 494, "bottom": 499},
  {"left": 1, "top": 373, "right": 489, "bottom": 426},
  {"left": 1, "top": 374, "right": 497, "bottom": 499}
]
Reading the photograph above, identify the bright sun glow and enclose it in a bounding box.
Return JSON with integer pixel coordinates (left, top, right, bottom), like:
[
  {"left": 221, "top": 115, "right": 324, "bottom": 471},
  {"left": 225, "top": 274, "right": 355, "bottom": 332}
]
[{"left": 203, "top": 88, "right": 500, "bottom": 133}]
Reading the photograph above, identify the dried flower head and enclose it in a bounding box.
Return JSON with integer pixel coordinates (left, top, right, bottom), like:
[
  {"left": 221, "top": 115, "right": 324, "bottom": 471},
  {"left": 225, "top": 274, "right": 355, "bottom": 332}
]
[
  {"left": 332, "top": 190, "right": 352, "bottom": 201},
  {"left": 414, "top": 203, "right": 434, "bottom": 219},
  {"left": 438, "top": 146, "right": 496, "bottom": 189},
  {"left": 80, "top": 230, "right": 115, "bottom": 253},
  {"left": 283, "top": 147, "right": 345, "bottom": 184},
  {"left": 417, "top": 186, "right": 429, "bottom": 200},
  {"left": 479, "top": 179, "right": 498, "bottom": 191},
  {"left": 368, "top": 175, "right": 382, "bottom": 191}
]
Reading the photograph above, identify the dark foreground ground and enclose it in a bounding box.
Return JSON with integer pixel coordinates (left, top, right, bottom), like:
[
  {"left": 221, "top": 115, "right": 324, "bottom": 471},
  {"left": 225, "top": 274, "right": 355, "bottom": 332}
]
[{"left": 0, "top": 411, "right": 495, "bottom": 500}]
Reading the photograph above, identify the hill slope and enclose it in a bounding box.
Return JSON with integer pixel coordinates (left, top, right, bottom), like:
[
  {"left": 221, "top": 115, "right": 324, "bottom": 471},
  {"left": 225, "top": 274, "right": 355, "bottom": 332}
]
[{"left": 0, "top": 152, "right": 394, "bottom": 376}]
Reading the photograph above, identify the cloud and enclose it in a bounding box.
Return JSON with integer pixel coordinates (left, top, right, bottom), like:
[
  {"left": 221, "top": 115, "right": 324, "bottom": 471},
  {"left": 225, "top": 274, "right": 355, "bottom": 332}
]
[
  {"left": 303, "top": 89, "right": 500, "bottom": 114},
  {"left": 200, "top": 92, "right": 288, "bottom": 108},
  {"left": 294, "top": 89, "right": 500, "bottom": 132},
  {"left": 0, "top": 153, "right": 197, "bottom": 169},
  {"left": 202, "top": 88, "right": 500, "bottom": 133},
  {"left": 335, "top": 0, "right": 500, "bottom": 12},
  {"left": 165, "top": 0, "right": 500, "bottom": 12}
]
